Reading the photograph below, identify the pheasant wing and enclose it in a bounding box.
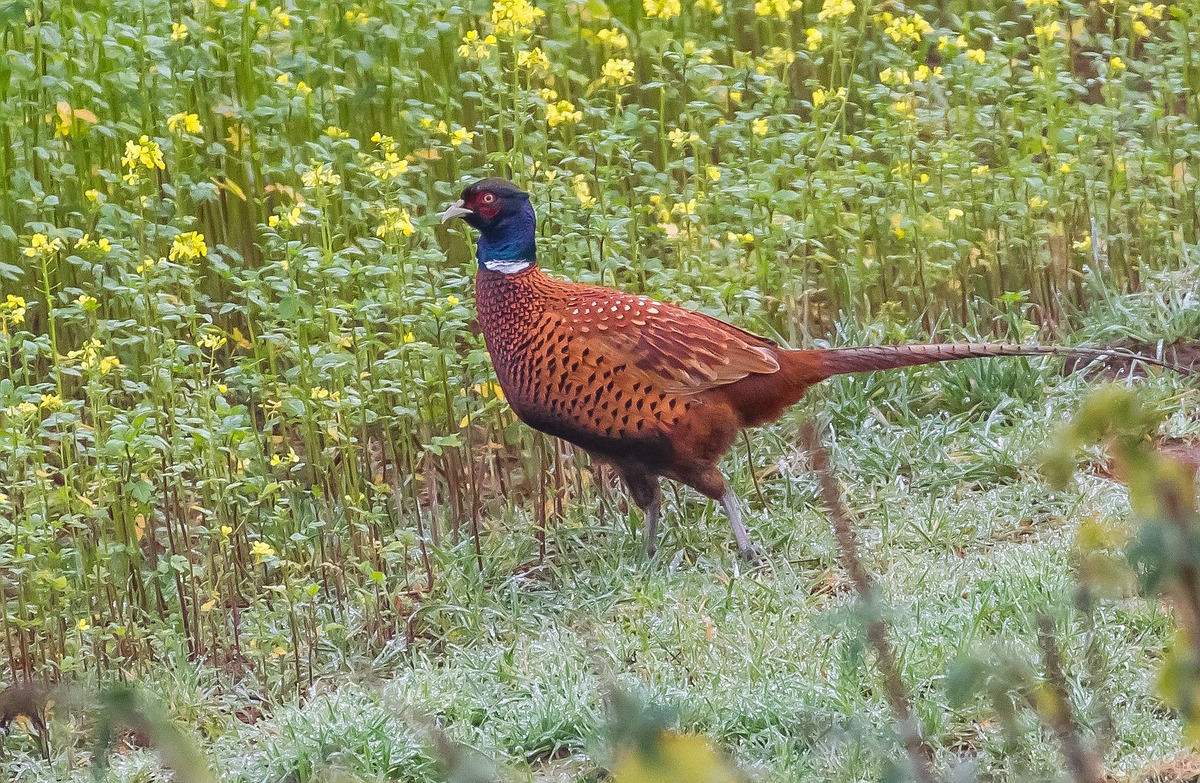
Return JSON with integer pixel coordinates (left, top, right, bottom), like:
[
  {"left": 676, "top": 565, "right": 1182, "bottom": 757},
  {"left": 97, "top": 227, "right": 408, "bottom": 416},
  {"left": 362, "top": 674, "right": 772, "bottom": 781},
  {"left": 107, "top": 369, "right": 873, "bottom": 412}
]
[{"left": 561, "top": 290, "right": 780, "bottom": 395}]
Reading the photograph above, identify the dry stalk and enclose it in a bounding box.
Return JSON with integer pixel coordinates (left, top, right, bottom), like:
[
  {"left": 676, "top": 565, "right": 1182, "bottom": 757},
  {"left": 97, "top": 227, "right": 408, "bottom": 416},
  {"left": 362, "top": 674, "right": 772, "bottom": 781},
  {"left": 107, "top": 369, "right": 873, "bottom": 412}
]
[{"left": 802, "top": 422, "right": 945, "bottom": 783}]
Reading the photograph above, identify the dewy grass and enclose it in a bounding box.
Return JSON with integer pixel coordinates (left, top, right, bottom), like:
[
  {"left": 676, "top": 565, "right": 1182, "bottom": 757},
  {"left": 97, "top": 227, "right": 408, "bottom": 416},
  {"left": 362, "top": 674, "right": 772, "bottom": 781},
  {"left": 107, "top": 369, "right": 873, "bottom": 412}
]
[{"left": 1, "top": 0, "right": 1199, "bottom": 778}]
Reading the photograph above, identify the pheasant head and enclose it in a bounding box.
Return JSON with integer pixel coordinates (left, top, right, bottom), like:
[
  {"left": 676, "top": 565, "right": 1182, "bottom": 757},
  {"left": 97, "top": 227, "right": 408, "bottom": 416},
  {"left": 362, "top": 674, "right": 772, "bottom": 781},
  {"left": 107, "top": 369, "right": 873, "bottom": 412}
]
[{"left": 440, "top": 178, "right": 537, "bottom": 273}]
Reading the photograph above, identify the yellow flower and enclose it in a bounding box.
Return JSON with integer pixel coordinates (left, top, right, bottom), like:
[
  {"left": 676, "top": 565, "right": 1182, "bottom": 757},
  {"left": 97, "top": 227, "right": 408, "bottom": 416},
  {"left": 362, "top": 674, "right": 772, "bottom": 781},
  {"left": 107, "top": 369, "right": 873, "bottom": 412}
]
[
  {"left": 706, "top": 165, "right": 721, "bottom": 181},
  {"left": 197, "top": 331, "right": 227, "bottom": 350},
  {"left": 7, "top": 401, "right": 39, "bottom": 417},
  {"left": 301, "top": 161, "right": 342, "bottom": 187},
  {"left": 1072, "top": 236, "right": 1091, "bottom": 251},
  {"left": 1131, "top": 18, "right": 1150, "bottom": 37},
  {"left": 296, "top": 81, "right": 312, "bottom": 95},
  {"left": 458, "top": 30, "right": 498, "bottom": 58},
  {"left": 546, "top": 99, "right": 582, "bottom": 127},
  {"left": 966, "top": 48, "right": 986, "bottom": 64},
  {"left": 643, "top": 0, "right": 681, "bottom": 19},
  {"left": 271, "top": 5, "right": 289, "bottom": 26},
  {"left": 891, "top": 97, "right": 916, "bottom": 119},
  {"left": 752, "top": 117, "right": 768, "bottom": 136},
  {"left": 1029, "top": 195, "right": 1048, "bottom": 209},
  {"left": 269, "top": 447, "right": 298, "bottom": 467},
  {"left": 1033, "top": 20, "right": 1060, "bottom": 41},
  {"left": 446, "top": 295, "right": 461, "bottom": 306},
  {"left": 76, "top": 294, "right": 98, "bottom": 309},
  {"left": 98, "top": 355, "right": 122, "bottom": 374},
  {"left": 596, "top": 27, "right": 629, "bottom": 49},
  {"left": 805, "top": 27, "right": 822, "bottom": 50},
  {"left": 817, "top": 0, "right": 854, "bottom": 20},
  {"left": 668, "top": 128, "right": 699, "bottom": 148},
  {"left": 671, "top": 198, "right": 697, "bottom": 217},
  {"left": 890, "top": 213, "right": 905, "bottom": 238},
  {"left": 24, "top": 233, "right": 64, "bottom": 258},
  {"left": 167, "top": 112, "right": 203, "bottom": 133},
  {"left": 754, "top": 0, "right": 801, "bottom": 20},
  {"left": 274, "top": 206, "right": 304, "bottom": 226},
  {"left": 402, "top": 332, "right": 416, "bottom": 343},
  {"left": 1060, "top": 162, "right": 1071, "bottom": 173},
  {"left": 85, "top": 188, "right": 100, "bottom": 202},
  {"left": 77, "top": 618, "right": 90, "bottom": 631},
  {"left": 1109, "top": 55, "right": 1126, "bottom": 71},
  {"left": 516, "top": 47, "right": 550, "bottom": 71},
  {"left": 276, "top": 73, "right": 290, "bottom": 84},
  {"left": 1132, "top": 1, "right": 1165, "bottom": 20},
  {"left": 489, "top": 0, "right": 545, "bottom": 36},
  {"left": 947, "top": 207, "right": 964, "bottom": 221},
  {"left": 120, "top": 135, "right": 165, "bottom": 184},
  {"left": 759, "top": 46, "right": 795, "bottom": 69},
  {"left": 694, "top": 0, "right": 722, "bottom": 12},
  {"left": 376, "top": 207, "right": 416, "bottom": 238},
  {"left": 170, "top": 231, "right": 208, "bottom": 262},
  {"left": 883, "top": 12, "right": 932, "bottom": 42},
  {"left": 39, "top": 394, "right": 63, "bottom": 411},
  {"left": 369, "top": 148, "right": 409, "bottom": 180},
  {"left": 1, "top": 295, "right": 26, "bottom": 331},
  {"left": 602, "top": 58, "right": 635, "bottom": 86},
  {"left": 971, "top": 164, "right": 990, "bottom": 175},
  {"left": 251, "top": 541, "right": 276, "bottom": 561},
  {"left": 912, "top": 64, "right": 941, "bottom": 81},
  {"left": 324, "top": 125, "right": 349, "bottom": 138},
  {"left": 811, "top": 86, "right": 844, "bottom": 107},
  {"left": 727, "top": 231, "right": 754, "bottom": 244},
  {"left": 450, "top": 127, "right": 475, "bottom": 147},
  {"left": 171, "top": 22, "right": 189, "bottom": 41},
  {"left": 573, "top": 174, "right": 596, "bottom": 208}
]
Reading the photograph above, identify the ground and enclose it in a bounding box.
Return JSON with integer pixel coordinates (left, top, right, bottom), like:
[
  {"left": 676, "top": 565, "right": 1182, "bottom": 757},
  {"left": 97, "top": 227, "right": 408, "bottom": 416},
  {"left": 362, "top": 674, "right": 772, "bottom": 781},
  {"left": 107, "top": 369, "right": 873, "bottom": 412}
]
[{"left": 5, "top": 319, "right": 1196, "bottom": 781}]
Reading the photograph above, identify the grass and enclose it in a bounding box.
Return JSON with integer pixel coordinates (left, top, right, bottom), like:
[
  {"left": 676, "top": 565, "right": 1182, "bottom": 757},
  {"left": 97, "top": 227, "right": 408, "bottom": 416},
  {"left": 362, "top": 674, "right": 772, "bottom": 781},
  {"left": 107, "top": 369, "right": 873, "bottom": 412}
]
[
  {"left": 5, "top": 350, "right": 1198, "bottom": 780},
  {"left": 2, "top": 0, "right": 1200, "bottom": 777}
]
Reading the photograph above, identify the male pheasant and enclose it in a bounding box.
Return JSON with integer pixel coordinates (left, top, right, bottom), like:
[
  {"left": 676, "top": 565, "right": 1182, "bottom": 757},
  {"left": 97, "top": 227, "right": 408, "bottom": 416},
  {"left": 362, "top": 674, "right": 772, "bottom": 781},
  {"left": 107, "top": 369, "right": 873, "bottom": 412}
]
[{"left": 440, "top": 178, "right": 1181, "bottom": 560}]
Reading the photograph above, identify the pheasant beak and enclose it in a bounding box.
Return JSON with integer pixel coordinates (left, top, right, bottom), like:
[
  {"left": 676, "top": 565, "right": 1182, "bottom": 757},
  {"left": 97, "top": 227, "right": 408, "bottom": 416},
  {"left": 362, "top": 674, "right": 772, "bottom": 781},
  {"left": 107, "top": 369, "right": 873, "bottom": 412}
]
[{"left": 438, "top": 200, "right": 473, "bottom": 223}]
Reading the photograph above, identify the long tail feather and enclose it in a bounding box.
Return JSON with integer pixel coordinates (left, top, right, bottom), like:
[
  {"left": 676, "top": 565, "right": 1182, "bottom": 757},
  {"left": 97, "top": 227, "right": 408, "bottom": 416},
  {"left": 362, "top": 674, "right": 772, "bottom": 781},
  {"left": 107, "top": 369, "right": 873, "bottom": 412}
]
[{"left": 799, "top": 343, "right": 1193, "bottom": 383}]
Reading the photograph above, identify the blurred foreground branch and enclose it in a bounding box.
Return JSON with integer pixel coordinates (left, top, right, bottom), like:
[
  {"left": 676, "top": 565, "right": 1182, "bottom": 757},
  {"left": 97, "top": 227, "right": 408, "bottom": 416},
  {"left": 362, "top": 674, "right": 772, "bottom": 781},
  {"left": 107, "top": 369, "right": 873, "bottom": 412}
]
[{"left": 802, "top": 422, "right": 945, "bottom": 783}]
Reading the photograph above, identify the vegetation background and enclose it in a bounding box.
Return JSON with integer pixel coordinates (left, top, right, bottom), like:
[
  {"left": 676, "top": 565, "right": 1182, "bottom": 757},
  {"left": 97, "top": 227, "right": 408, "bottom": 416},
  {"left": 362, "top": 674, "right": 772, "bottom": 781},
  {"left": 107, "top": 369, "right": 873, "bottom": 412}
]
[{"left": 0, "top": 0, "right": 1198, "bottom": 778}]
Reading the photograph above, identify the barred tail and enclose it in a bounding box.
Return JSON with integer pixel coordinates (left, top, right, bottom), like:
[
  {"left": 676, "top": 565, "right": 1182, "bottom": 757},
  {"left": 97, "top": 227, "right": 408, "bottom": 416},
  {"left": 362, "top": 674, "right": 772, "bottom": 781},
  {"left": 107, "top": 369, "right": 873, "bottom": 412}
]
[{"left": 792, "top": 343, "right": 1192, "bottom": 384}]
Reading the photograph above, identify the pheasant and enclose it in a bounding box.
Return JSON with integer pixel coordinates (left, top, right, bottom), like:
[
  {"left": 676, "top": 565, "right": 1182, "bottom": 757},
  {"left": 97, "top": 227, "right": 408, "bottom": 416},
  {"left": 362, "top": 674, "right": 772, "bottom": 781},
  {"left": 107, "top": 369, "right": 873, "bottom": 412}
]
[{"left": 440, "top": 178, "right": 1184, "bottom": 560}]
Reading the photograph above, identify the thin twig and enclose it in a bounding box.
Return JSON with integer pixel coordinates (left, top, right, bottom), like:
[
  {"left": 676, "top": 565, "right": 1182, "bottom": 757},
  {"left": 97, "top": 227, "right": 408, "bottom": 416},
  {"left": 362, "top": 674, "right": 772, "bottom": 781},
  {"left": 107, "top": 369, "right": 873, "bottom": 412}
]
[
  {"left": 742, "top": 430, "right": 770, "bottom": 511},
  {"left": 1034, "top": 614, "right": 1106, "bottom": 783},
  {"left": 1073, "top": 585, "right": 1116, "bottom": 756},
  {"left": 802, "top": 422, "right": 945, "bottom": 783}
]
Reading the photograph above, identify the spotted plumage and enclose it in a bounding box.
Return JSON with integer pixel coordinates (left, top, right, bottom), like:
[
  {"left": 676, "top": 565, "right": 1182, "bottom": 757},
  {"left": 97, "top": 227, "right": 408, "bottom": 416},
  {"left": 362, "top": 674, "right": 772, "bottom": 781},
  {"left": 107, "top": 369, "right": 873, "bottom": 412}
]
[{"left": 441, "top": 178, "right": 1183, "bottom": 560}]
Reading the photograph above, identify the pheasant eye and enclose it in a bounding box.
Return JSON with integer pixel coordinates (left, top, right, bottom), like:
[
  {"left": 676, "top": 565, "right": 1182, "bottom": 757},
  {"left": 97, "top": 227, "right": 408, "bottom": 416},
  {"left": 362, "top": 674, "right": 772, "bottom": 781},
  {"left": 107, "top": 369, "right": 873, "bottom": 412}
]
[{"left": 482, "top": 193, "right": 496, "bottom": 204}]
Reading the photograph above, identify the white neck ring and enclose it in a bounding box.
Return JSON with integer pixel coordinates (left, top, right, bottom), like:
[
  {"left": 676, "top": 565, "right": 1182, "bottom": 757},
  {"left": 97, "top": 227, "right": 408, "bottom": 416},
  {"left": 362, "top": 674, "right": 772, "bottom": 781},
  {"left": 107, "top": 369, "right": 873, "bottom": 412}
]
[{"left": 482, "top": 259, "right": 532, "bottom": 274}]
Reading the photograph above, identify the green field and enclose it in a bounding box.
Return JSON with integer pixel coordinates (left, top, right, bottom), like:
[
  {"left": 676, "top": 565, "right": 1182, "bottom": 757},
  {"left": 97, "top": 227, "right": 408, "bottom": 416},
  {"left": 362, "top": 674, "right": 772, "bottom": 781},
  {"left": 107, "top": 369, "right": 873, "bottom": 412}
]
[{"left": 2, "top": 0, "right": 1200, "bottom": 778}]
